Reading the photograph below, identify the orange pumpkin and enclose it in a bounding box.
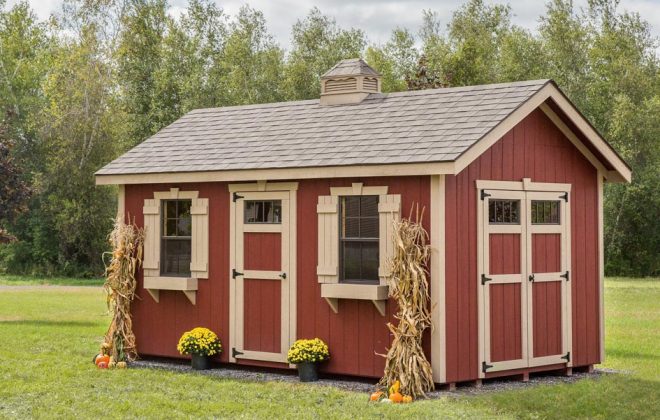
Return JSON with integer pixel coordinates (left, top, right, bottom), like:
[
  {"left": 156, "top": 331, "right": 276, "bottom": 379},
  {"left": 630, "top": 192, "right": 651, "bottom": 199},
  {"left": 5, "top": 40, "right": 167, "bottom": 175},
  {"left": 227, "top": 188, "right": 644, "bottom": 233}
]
[
  {"left": 389, "top": 392, "right": 403, "bottom": 403},
  {"left": 402, "top": 395, "right": 413, "bottom": 404},
  {"left": 369, "top": 391, "right": 384, "bottom": 401},
  {"left": 97, "top": 361, "right": 108, "bottom": 369},
  {"left": 93, "top": 354, "right": 103, "bottom": 365},
  {"left": 95, "top": 355, "right": 110, "bottom": 367}
]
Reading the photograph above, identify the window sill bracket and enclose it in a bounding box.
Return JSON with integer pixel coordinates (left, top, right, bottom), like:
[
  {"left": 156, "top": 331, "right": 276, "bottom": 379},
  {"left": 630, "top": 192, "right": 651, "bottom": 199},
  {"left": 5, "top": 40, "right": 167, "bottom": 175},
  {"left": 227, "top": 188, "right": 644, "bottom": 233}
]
[
  {"left": 320, "top": 283, "right": 388, "bottom": 316},
  {"left": 144, "top": 276, "right": 198, "bottom": 305}
]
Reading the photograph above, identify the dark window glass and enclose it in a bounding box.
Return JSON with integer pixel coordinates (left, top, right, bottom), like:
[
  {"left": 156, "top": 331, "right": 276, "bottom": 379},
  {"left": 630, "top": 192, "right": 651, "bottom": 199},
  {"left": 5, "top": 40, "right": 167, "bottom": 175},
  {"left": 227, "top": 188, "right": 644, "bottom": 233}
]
[
  {"left": 488, "top": 199, "right": 521, "bottom": 224},
  {"left": 161, "top": 200, "right": 192, "bottom": 277},
  {"left": 244, "top": 200, "right": 282, "bottom": 223},
  {"left": 340, "top": 195, "right": 379, "bottom": 283},
  {"left": 531, "top": 200, "right": 560, "bottom": 224}
]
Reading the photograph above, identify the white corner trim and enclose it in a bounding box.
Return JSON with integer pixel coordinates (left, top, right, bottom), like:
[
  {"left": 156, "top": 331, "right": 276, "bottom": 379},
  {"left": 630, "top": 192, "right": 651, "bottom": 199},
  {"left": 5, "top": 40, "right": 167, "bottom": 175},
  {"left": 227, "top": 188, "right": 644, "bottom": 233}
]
[
  {"left": 117, "top": 185, "right": 125, "bottom": 221},
  {"left": 430, "top": 175, "right": 446, "bottom": 384},
  {"left": 598, "top": 172, "right": 605, "bottom": 363}
]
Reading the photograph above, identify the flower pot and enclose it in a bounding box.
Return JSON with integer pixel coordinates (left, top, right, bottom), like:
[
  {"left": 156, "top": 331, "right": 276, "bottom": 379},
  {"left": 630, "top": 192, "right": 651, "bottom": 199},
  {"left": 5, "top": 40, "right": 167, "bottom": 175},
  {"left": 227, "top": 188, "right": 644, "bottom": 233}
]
[
  {"left": 296, "top": 362, "right": 319, "bottom": 382},
  {"left": 191, "top": 354, "right": 211, "bottom": 370}
]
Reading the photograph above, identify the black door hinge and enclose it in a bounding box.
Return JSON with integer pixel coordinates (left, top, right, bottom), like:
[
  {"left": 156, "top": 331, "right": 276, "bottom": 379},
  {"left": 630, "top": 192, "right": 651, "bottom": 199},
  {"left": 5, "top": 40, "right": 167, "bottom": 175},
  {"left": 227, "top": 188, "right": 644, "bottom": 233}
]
[
  {"left": 233, "top": 192, "right": 244, "bottom": 202},
  {"left": 232, "top": 268, "right": 243, "bottom": 279},
  {"left": 482, "top": 361, "right": 493, "bottom": 373},
  {"left": 560, "top": 271, "right": 570, "bottom": 281},
  {"left": 481, "top": 190, "right": 492, "bottom": 200},
  {"left": 232, "top": 348, "right": 244, "bottom": 358},
  {"left": 560, "top": 192, "right": 569, "bottom": 202},
  {"left": 279, "top": 272, "right": 287, "bottom": 280},
  {"left": 561, "top": 351, "right": 571, "bottom": 362},
  {"left": 481, "top": 274, "right": 492, "bottom": 285},
  {"left": 529, "top": 274, "right": 535, "bottom": 282}
]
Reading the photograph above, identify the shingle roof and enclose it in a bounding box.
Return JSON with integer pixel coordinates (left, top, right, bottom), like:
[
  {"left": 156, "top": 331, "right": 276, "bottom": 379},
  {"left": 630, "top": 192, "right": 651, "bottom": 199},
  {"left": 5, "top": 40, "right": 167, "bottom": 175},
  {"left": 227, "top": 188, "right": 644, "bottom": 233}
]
[
  {"left": 96, "top": 79, "right": 550, "bottom": 176},
  {"left": 322, "top": 58, "right": 381, "bottom": 78}
]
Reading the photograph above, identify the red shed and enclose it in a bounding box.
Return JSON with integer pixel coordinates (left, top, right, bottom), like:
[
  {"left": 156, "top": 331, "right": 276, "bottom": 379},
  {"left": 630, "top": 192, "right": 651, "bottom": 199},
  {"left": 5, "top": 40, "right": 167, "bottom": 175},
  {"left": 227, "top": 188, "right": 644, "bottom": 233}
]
[{"left": 96, "top": 59, "right": 631, "bottom": 386}]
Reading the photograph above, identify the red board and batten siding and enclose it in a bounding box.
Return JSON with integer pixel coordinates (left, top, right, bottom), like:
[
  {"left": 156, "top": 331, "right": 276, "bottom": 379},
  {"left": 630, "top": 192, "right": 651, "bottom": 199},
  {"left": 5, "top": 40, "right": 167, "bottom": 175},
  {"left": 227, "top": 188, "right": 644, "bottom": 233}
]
[
  {"left": 124, "top": 176, "right": 430, "bottom": 378},
  {"left": 444, "top": 108, "right": 601, "bottom": 383}
]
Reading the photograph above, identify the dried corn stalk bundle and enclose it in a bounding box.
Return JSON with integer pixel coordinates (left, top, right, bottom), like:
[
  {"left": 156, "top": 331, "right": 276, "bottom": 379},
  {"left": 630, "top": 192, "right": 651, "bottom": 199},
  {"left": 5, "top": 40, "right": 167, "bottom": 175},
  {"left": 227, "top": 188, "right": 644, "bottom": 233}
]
[
  {"left": 102, "top": 216, "right": 144, "bottom": 362},
  {"left": 379, "top": 204, "right": 434, "bottom": 398}
]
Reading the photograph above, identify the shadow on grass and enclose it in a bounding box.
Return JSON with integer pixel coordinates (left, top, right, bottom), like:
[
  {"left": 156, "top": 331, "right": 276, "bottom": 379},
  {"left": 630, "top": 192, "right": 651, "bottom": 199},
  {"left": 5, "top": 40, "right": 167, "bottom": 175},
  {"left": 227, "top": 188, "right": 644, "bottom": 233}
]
[
  {"left": 0, "top": 319, "right": 99, "bottom": 328},
  {"left": 606, "top": 348, "right": 660, "bottom": 361}
]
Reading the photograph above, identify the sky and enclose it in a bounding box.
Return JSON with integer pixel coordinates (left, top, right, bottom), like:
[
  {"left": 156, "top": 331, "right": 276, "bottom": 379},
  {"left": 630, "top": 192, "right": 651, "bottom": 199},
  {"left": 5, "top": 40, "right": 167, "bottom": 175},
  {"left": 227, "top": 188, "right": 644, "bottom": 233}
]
[{"left": 8, "top": 0, "right": 660, "bottom": 49}]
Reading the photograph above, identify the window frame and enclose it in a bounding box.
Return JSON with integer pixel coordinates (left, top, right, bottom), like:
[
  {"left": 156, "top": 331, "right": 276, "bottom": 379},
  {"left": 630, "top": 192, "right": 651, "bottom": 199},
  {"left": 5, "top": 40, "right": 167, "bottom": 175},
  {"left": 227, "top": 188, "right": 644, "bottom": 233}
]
[
  {"left": 339, "top": 195, "right": 380, "bottom": 285},
  {"left": 160, "top": 199, "right": 193, "bottom": 277}
]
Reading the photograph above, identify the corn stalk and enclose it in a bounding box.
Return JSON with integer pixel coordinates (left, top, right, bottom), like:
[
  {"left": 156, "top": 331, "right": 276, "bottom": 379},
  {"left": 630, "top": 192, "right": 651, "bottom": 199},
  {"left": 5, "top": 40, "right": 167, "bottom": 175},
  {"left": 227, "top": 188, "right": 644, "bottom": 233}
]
[
  {"left": 379, "top": 204, "right": 434, "bottom": 398},
  {"left": 102, "top": 215, "right": 144, "bottom": 362}
]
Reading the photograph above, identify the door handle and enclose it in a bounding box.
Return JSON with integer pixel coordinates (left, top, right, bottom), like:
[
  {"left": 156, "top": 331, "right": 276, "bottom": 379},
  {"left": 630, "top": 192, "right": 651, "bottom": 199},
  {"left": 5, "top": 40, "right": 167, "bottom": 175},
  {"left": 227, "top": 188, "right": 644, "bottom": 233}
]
[{"left": 279, "top": 272, "right": 287, "bottom": 280}]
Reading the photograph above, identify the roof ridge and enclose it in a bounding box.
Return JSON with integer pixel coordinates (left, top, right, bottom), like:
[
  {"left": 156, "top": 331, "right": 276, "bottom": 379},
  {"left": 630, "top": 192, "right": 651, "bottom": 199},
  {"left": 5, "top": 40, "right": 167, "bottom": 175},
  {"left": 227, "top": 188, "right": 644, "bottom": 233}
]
[{"left": 187, "top": 79, "right": 550, "bottom": 115}]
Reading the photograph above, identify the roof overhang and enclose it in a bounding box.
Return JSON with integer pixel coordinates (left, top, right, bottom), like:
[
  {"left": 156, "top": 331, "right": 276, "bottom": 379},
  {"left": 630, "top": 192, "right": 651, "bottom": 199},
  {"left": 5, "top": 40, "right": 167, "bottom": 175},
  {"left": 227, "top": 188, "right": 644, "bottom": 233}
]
[{"left": 96, "top": 81, "right": 631, "bottom": 186}]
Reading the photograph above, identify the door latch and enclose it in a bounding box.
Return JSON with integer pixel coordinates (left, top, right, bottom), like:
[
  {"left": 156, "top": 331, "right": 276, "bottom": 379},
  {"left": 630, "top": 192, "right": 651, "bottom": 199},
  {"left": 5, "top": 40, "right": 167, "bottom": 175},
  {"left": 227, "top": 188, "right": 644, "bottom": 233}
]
[{"left": 529, "top": 274, "right": 535, "bottom": 282}]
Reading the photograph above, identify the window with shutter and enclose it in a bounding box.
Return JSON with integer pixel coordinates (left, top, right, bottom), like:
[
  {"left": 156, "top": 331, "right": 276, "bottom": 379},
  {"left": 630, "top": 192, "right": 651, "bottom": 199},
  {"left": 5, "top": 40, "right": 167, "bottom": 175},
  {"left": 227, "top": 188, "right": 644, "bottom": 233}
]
[
  {"left": 317, "top": 183, "right": 400, "bottom": 316},
  {"left": 141, "top": 188, "right": 208, "bottom": 305}
]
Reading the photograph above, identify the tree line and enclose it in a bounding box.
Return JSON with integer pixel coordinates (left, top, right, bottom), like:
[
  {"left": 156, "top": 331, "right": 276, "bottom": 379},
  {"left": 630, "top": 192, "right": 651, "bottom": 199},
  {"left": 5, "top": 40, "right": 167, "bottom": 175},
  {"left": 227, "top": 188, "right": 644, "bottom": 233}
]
[{"left": 0, "top": 0, "right": 657, "bottom": 277}]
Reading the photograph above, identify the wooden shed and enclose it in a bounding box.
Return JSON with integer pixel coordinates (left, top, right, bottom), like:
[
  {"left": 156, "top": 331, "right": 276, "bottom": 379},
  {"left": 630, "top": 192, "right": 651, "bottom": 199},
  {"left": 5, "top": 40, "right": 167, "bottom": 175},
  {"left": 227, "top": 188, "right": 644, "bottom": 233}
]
[{"left": 96, "top": 59, "right": 631, "bottom": 386}]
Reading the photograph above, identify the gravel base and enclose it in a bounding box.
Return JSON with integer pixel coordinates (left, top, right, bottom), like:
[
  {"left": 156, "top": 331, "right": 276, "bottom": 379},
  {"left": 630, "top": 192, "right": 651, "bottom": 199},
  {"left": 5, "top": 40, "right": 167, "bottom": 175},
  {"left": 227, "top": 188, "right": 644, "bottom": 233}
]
[{"left": 132, "top": 358, "right": 618, "bottom": 398}]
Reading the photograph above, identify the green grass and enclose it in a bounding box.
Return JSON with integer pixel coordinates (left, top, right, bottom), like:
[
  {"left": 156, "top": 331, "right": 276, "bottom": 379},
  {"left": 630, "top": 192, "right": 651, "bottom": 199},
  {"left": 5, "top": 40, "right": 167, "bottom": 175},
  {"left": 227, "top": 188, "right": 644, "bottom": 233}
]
[
  {"left": 0, "top": 277, "right": 657, "bottom": 419},
  {"left": 0, "top": 274, "right": 104, "bottom": 286}
]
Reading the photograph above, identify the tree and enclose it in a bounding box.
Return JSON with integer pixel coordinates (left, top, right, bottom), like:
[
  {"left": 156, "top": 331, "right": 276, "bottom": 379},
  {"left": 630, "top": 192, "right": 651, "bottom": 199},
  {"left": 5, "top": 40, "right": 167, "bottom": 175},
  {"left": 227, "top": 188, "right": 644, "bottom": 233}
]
[
  {"left": 366, "top": 28, "right": 418, "bottom": 92},
  {"left": 283, "top": 8, "right": 366, "bottom": 100},
  {"left": 0, "top": 113, "right": 31, "bottom": 243}
]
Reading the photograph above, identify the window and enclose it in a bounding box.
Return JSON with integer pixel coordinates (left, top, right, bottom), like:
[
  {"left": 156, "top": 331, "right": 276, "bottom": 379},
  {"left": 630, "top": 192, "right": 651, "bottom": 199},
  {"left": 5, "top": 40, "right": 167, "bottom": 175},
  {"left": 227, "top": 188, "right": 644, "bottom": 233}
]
[
  {"left": 161, "top": 200, "right": 192, "bottom": 277},
  {"left": 489, "top": 199, "right": 521, "bottom": 224},
  {"left": 244, "top": 200, "right": 282, "bottom": 224},
  {"left": 340, "top": 195, "right": 379, "bottom": 283},
  {"left": 531, "top": 200, "right": 560, "bottom": 224}
]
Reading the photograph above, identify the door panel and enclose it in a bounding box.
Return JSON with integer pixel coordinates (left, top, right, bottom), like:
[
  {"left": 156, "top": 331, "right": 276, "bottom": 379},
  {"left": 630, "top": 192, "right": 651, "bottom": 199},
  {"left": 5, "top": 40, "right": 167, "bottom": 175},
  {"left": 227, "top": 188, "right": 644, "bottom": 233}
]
[
  {"left": 489, "top": 283, "right": 522, "bottom": 362},
  {"left": 244, "top": 278, "right": 282, "bottom": 353},
  {"left": 231, "top": 191, "right": 291, "bottom": 363},
  {"left": 479, "top": 187, "right": 572, "bottom": 377},
  {"left": 481, "top": 190, "right": 528, "bottom": 372},
  {"left": 531, "top": 281, "right": 562, "bottom": 357}
]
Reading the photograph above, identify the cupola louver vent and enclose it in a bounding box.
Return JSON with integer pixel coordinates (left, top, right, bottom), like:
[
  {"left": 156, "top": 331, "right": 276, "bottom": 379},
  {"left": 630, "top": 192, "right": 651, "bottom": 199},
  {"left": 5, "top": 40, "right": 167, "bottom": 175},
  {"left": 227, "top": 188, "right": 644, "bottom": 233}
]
[{"left": 320, "top": 58, "right": 382, "bottom": 105}]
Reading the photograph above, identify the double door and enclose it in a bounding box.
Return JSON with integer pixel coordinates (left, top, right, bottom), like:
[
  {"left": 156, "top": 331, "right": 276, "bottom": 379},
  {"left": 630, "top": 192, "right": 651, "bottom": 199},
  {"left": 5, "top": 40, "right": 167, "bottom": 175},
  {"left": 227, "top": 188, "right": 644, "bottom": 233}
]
[{"left": 479, "top": 188, "right": 572, "bottom": 375}]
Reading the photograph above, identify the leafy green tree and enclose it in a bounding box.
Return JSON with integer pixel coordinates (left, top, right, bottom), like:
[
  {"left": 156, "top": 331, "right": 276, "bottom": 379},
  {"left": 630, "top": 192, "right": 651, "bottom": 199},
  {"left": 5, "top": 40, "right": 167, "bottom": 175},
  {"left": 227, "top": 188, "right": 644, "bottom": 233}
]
[
  {"left": 283, "top": 8, "right": 366, "bottom": 100},
  {"left": 0, "top": 114, "right": 31, "bottom": 243},
  {"left": 366, "top": 28, "right": 418, "bottom": 92}
]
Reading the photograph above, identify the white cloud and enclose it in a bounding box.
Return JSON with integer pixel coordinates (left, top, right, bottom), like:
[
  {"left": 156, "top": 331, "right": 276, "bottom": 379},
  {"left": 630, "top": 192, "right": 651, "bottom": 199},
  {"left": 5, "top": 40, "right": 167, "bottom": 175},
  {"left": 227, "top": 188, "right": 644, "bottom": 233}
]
[{"left": 6, "top": 0, "right": 660, "bottom": 49}]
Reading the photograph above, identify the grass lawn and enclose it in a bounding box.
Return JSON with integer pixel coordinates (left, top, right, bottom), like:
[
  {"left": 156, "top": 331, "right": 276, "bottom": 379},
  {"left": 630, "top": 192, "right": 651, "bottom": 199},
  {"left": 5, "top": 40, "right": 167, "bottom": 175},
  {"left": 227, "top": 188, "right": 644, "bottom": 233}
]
[
  {"left": 0, "top": 274, "right": 104, "bottom": 286},
  {"left": 0, "top": 277, "right": 657, "bottom": 419}
]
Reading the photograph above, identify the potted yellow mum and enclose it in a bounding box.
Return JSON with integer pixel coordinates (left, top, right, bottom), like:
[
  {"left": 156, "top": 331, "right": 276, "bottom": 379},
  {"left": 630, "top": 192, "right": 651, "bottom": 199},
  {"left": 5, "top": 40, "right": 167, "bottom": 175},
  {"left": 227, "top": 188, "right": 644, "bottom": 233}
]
[
  {"left": 177, "top": 327, "right": 222, "bottom": 370},
  {"left": 287, "top": 338, "right": 330, "bottom": 382}
]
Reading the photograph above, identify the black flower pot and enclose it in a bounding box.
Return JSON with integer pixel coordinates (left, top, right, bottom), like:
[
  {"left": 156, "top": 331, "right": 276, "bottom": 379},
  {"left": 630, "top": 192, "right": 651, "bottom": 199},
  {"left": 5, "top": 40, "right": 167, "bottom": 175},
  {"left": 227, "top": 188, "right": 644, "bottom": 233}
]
[
  {"left": 191, "top": 354, "right": 211, "bottom": 370},
  {"left": 297, "top": 362, "right": 319, "bottom": 382}
]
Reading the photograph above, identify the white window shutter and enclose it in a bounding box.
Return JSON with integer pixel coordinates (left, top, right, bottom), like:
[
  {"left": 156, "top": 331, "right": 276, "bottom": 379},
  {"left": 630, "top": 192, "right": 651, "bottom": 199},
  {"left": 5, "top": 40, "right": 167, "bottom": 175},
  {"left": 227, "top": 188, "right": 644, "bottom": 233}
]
[
  {"left": 190, "top": 198, "right": 209, "bottom": 279},
  {"left": 142, "top": 199, "right": 161, "bottom": 277},
  {"left": 378, "top": 194, "right": 401, "bottom": 285},
  {"left": 317, "top": 195, "right": 339, "bottom": 283}
]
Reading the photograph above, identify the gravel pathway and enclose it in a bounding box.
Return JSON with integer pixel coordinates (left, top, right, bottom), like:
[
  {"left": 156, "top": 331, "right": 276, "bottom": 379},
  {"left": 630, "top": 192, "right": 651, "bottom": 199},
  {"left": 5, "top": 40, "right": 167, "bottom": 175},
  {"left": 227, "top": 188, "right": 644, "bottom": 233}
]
[{"left": 132, "top": 358, "right": 615, "bottom": 398}]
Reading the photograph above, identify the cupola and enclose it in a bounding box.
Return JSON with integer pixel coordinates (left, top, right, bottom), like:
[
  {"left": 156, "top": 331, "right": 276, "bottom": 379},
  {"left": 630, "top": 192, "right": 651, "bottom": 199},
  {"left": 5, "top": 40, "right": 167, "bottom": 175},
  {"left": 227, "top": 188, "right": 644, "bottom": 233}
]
[{"left": 320, "top": 58, "right": 382, "bottom": 105}]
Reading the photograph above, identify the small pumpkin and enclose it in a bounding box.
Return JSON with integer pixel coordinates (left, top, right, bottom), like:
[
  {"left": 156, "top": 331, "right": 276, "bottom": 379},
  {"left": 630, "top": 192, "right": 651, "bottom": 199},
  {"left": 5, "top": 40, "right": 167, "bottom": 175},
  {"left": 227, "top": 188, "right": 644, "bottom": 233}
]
[
  {"left": 369, "top": 391, "right": 384, "bottom": 401},
  {"left": 95, "top": 355, "right": 110, "bottom": 367},
  {"left": 108, "top": 362, "right": 117, "bottom": 369},
  {"left": 402, "top": 395, "right": 413, "bottom": 404},
  {"left": 97, "top": 361, "right": 108, "bottom": 369},
  {"left": 116, "top": 361, "right": 127, "bottom": 369},
  {"left": 380, "top": 398, "right": 392, "bottom": 404},
  {"left": 93, "top": 354, "right": 103, "bottom": 365},
  {"left": 389, "top": 392, "right": 403, "bottom": 403}
]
